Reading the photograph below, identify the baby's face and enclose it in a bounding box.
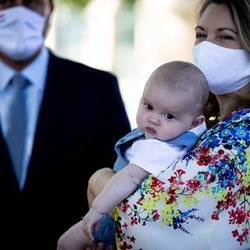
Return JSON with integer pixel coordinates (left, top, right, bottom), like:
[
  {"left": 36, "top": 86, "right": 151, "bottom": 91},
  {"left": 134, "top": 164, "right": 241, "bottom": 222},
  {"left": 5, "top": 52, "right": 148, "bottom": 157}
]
[{"left": 136, "top": 80, "right": 197, "bottom": 141}]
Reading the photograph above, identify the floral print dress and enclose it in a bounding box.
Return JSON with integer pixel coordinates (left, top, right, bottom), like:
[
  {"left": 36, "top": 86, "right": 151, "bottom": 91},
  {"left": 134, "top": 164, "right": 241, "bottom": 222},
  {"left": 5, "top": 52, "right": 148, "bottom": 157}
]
[{"left": 114, "top": 109, "right": 250, "bottom": 250}]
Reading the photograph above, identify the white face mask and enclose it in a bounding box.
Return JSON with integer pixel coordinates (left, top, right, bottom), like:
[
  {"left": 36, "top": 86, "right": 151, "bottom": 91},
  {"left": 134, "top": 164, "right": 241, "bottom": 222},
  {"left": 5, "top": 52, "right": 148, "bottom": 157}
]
[
  {"left": 0, "top": 6, "right": 46, "bottom": 61},
  {"left": 193, "top": 41, "right": 250, "bottom": 95}
]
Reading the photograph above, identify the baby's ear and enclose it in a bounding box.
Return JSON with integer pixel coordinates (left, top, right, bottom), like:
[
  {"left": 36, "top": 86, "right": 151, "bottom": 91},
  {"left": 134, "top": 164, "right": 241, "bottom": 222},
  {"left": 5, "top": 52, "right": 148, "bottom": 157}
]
[{"left": 191, "top": 115, "right": 205, "bottom": 128}]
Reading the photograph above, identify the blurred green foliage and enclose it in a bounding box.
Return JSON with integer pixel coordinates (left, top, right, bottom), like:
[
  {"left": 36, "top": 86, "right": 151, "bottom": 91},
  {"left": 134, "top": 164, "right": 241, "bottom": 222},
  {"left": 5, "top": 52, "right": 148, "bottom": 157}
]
[
  {"left": 56, "top": 0, "right": 137, "bottom": 9},
  {"left": 55, "top": 0, "right": 90, "bottom": 8},
  {"left": 123, "top": 0, "right": 137, "bottom": 7}
]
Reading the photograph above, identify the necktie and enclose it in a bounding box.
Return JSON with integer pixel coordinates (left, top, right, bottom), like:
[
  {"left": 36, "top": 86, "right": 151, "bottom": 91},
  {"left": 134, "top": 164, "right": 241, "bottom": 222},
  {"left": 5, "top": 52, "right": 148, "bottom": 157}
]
[{"left": 6, "top": 74, "right": 28, "bottom": 183}]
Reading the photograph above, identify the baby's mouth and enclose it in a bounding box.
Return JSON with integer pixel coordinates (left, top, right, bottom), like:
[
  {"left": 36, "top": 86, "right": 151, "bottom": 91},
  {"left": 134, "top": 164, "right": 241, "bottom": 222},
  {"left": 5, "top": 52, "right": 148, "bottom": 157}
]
[{"left": 145, "top": 127, "right": 156, "bottom": 135}]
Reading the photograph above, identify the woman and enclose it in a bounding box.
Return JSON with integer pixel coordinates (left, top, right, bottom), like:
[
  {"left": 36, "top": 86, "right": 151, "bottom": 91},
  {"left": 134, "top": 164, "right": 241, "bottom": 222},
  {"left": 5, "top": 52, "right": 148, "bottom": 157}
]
[
  {"left": 57, "top": 0, "right": 250, "bottom": 249},
  {"left": 114, "top": 1, "right": 250, "bottom": 249}
]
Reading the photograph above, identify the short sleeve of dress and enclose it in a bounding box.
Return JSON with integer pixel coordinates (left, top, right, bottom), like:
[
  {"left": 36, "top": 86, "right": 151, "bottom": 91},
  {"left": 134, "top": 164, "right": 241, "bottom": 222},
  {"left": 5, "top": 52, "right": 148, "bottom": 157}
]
[
  {"left": 114, "top": 109, "right": 250, "bottom": 250},
  {"left": 126, "top": 139, "right": 187, "bottom": 176}
]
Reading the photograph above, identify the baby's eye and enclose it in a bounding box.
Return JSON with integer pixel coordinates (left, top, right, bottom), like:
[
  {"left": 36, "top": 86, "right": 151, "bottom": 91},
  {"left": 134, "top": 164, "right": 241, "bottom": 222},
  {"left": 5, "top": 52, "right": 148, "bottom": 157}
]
[
  {"left": 163, "top": 113, "right": 175, "bottom": 120},
  {"left": 144, "top": 103, "right": 153, "bottom": 111}
]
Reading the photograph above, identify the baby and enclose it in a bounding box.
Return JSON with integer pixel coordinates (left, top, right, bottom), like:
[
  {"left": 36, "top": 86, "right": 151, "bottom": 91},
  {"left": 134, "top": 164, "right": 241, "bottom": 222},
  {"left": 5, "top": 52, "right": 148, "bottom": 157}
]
[{"left": 82, "top": 60, "right": 209, "bottom": 243}]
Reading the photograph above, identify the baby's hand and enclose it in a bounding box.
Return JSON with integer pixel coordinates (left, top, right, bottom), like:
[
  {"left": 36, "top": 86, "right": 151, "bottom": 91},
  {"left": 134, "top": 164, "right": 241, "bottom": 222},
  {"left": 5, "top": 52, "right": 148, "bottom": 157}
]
[{"left": 82, "top": 207, "right": 104, "bottom": 241}]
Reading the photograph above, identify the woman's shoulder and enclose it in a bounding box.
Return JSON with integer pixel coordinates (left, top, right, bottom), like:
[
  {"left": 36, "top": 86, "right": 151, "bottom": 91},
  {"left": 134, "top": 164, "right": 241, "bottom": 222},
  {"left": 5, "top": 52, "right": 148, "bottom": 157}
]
[
  {"left": 185, "top": 107, "right": 249, "bottom": 173},
  {"left": 199, "top": 108, "right": 250, "bottom": 146},
  {"left": 219, "top": 108, "right": 249, "bottom": 125},
  {"left": 209, "top": 108, "right": 249, "bottom": 129}
]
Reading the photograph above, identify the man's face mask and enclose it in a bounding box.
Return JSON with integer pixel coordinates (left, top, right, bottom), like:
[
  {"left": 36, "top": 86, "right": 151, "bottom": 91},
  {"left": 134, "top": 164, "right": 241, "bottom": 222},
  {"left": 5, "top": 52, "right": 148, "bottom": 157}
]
[{"left": 0, "top": 6, "right": 46, "bottom": 61}]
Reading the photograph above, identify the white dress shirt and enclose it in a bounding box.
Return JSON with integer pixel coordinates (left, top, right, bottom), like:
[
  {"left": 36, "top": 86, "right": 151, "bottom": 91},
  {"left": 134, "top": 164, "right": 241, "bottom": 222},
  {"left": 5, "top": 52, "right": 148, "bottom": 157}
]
[{"left": 0, "top": 47, "right": 49, "bottom": 189}]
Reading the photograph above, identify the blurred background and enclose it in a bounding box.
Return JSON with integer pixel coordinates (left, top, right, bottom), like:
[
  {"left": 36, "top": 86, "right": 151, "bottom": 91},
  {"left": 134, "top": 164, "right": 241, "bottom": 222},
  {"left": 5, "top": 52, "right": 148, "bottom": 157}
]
[{"left": 46, "top": 0, "right": 199, "bottom": 128}]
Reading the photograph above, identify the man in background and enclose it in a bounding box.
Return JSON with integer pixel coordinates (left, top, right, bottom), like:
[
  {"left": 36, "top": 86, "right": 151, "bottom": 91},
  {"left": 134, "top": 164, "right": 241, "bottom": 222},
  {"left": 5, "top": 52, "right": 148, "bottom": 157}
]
[{"left": 0, "top": 0, "right": 131, "bottom": 249}]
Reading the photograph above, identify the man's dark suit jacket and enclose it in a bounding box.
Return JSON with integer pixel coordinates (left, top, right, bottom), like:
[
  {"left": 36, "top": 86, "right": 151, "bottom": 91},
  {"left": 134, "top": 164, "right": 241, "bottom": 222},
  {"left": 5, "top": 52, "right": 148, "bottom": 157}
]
[{"left": 0, "top": 50, "right": 131, "bottom": 249}]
